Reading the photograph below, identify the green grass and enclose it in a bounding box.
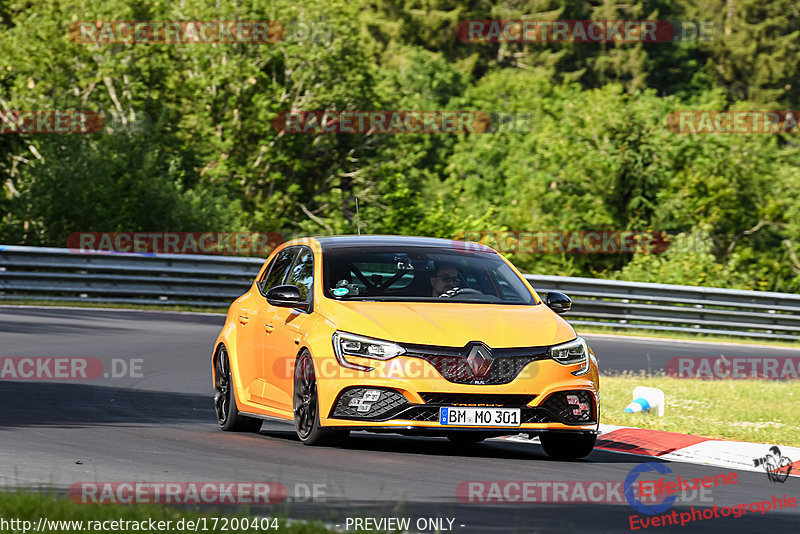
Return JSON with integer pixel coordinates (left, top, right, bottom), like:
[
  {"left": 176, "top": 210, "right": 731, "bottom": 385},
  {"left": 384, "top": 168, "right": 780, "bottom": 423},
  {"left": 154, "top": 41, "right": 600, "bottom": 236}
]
[
  {"left": 600, "top": 374, "right": 800, "bottom": 446},
  {"left": 0, "top": 492, "right": 372, "bottom": 533},
  {"left": 578, "top": 324, "right": 800, "bottom": 348}
]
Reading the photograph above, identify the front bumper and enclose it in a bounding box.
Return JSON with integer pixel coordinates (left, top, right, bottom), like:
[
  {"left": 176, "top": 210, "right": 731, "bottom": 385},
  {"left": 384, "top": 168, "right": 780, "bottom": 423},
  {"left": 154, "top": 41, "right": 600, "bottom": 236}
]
[
  {"left": 315, "top": 352, "right": 599, "bottom": 432},
  {"left": 326, "top": 386, "right": 596, "bottom": 430}
]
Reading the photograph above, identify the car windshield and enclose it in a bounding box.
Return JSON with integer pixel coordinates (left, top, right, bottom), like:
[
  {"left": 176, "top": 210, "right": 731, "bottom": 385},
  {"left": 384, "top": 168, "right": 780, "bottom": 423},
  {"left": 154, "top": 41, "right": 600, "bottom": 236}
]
[{"left": 323, "top": 245, "right": 537, "bottom": 304}]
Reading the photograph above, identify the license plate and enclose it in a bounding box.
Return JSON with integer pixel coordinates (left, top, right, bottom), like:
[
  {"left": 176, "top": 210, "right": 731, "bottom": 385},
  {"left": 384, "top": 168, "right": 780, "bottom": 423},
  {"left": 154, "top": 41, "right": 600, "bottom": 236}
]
[{"left": 439, "top": 407, "right": 521, "bottom": 427}]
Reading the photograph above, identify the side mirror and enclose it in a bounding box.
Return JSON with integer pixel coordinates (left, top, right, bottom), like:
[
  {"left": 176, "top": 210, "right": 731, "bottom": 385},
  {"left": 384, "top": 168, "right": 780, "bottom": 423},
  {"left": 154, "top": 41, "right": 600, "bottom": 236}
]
[
  {"left": 545, "top": 291, "right": 571, "bottom": 314},
  {"left": 266, "top": 285, "right": 309, "bottom": 310}
]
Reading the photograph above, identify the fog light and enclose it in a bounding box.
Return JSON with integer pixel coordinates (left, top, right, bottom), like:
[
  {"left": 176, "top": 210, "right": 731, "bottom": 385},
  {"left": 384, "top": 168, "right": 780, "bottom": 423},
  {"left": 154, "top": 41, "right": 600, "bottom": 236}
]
[
  {"left": 566, "top": 394, "right": 590, "bottom": 417},
  {"left": 348, "top": 389, "right": 382, "bottom": 412},
  {"left": 363, "top": 390, "right": 381, "bottom": 402}
]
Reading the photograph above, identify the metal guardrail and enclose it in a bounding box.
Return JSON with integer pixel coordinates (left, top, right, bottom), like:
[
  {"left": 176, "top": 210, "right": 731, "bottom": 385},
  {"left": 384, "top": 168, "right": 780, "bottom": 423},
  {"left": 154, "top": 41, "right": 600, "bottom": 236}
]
[
  {"left": 0, "top": 245, "right": 263, "bottom": 308},
  {"left": 1, "top": 245, "right": 799, "bottom": 341},
  {"left": 526, "top": 275, "right": 800, "bottom": 341}
]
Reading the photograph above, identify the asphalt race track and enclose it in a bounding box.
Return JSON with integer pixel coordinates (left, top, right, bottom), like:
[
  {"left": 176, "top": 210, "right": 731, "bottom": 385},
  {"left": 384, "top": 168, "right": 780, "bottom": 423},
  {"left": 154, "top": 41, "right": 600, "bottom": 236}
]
[{"left": 1, "top": 306, "right": 798, "bottom": 533}]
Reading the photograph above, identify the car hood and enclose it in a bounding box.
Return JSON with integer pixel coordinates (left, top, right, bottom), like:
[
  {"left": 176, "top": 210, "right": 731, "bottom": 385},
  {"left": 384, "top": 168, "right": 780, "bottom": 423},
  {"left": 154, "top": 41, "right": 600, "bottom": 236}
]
[{"left": 322, "top": 300, "right": 576, "bottom": 348}]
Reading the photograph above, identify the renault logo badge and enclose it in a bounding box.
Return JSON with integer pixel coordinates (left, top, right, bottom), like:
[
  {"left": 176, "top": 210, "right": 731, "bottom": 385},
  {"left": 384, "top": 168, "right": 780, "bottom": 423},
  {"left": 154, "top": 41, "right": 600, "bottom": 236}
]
[{"left": 466, "top": 344, "right": 493, "bottom": 378}]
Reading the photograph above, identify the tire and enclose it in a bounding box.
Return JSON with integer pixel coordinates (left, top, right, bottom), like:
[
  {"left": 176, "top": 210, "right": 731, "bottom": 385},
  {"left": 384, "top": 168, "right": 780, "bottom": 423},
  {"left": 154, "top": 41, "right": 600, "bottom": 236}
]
[
  {"left": 447, "top": 432, "right": 489, "bottom": 445},
  {"left": 293, "top": 350, "right": 349, "bottom": 446},
  {"left": 213, "top": 345, "right": 262, "bottom": 433},
  {"left": 540, "top": 432, "right": 596, "bottom": 460}
]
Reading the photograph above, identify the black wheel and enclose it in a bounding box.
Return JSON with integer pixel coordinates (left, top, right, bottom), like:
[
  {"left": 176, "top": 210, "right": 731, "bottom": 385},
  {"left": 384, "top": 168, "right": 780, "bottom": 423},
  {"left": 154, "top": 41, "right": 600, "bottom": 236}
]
[
  {"left": 213, "top": 345, "right": 262, "bottom": 432},
  {"left": 293, "top": 350, "right": 349, "bottom": 446},
  {"left": 540, "top": 432, "right": 596, "bottom": 460},
  {"left": 447, "top": 432, "right": 489, "bottom": 445}
]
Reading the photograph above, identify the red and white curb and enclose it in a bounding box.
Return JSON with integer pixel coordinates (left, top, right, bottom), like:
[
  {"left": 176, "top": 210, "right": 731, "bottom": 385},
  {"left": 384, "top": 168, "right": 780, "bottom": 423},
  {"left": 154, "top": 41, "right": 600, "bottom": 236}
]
[{"left": 496, "top": 425, "right": 800, "bottom": 477}]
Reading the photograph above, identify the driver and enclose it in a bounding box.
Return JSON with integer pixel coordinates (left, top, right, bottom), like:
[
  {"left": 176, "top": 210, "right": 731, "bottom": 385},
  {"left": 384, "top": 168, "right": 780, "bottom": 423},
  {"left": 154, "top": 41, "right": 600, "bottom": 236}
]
[{"left": 430, "top": 263, "right": 459, "bottom": 297}]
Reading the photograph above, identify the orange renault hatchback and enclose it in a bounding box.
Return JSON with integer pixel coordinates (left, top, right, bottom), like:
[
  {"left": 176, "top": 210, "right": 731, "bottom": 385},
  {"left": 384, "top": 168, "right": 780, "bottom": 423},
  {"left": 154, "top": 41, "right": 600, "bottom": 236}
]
[{"left": 212, "top": 236, "right": 600, "bottom": 459}]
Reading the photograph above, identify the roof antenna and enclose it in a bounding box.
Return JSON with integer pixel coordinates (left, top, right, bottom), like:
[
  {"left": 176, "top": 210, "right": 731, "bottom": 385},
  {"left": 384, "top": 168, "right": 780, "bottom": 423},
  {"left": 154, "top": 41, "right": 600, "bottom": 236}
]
[{"left": 355, "top": 197, "right": 361, "bottom": 236}]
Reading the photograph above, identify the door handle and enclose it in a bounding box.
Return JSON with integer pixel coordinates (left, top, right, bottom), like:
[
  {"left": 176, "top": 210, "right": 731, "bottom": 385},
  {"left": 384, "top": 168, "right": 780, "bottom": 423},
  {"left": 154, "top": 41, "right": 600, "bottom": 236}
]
[
  {"left": 264, "top": 323, "right": 274, "bottom": 333},
  {"left": 238, "top": 315, "right": 249, "bottom": 325}
]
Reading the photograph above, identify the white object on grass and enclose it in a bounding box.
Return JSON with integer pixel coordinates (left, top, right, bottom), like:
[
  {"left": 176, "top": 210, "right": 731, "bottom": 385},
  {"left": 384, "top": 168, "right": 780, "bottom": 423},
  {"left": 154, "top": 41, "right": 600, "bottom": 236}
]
[{"left": 623, "top": 386, "right": 665, "bottom": 416}]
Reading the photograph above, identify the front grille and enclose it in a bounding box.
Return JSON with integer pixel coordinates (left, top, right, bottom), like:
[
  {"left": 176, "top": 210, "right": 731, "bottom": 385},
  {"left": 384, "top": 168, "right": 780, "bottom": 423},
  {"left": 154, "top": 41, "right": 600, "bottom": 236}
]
[
  {"left": 420, "top": 355, "right": 538, "bottom": 385},
  {"left": 521, "top": 410, "right": 555, "bottom": 424},
  {"left": 400, "top": 406, "right": 440, "bottom": 422},
  {"left": 397, "top": 406, "right": 553, "bottom": 424},
  {"left": 330, "top": 387, "right": 409, "bottom": 420},
  {"left": 420, "top": 393, "right": 536, "bottom": 406},
  {"left": 401, "top": 342, "right": 549, "bottom": 385},
  {"left": 540, "top": 390, "right": 596, "bottom": 425}
]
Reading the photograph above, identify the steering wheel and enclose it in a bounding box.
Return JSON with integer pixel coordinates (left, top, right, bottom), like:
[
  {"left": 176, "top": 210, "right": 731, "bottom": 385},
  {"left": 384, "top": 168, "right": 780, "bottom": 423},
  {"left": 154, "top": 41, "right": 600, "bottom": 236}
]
[{"left": 438, "top": 287, "right": 484, "bottom": 299}]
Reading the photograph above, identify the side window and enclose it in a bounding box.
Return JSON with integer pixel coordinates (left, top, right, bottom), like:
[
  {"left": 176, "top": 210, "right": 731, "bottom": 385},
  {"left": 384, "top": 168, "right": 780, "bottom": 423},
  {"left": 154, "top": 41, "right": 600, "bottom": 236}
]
[
  {"left": 260, "top": 247, "right": 297, "bottom": 292},
  {"left": 286, "top": 248, "right": 314, "bottom": 301}
]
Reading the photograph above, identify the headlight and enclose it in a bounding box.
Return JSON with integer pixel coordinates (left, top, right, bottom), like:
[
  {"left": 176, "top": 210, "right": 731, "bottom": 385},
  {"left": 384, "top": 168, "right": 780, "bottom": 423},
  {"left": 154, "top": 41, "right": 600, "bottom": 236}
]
[
  {"left": 549, "top": 337, "right": 590, "bottom": 376},
  {"left": 332, "top": 332, "right": 406, "bottom": 371}
]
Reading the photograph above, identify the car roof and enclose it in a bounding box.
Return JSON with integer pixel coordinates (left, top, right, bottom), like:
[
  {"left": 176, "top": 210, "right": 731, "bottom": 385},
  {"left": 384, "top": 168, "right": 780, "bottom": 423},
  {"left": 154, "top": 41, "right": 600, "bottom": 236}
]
[{"left": 311, "top": 235, "right": 485, "bottom": 251}]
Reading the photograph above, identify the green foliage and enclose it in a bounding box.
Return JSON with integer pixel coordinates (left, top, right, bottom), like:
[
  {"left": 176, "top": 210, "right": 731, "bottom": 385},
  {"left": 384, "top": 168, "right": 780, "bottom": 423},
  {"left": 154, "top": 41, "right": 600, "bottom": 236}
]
[
  {"left": 2, "top": 0, "right": 800, "bottom": 292},
  {"left": 612, "top": 232, "right": 751, "bottom": 288},
  {"left": 686, "top": 0, "right": 800, "bottom": 108}
]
